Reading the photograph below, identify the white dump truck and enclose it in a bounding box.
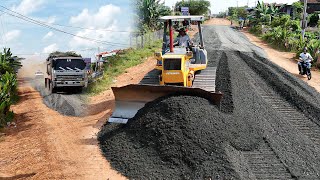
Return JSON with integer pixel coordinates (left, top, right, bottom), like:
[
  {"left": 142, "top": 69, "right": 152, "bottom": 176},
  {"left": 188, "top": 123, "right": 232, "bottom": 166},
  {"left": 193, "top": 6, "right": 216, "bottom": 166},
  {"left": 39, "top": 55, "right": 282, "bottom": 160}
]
[{"left": 45, "top": 52, "right": 88, "bottom": 93}]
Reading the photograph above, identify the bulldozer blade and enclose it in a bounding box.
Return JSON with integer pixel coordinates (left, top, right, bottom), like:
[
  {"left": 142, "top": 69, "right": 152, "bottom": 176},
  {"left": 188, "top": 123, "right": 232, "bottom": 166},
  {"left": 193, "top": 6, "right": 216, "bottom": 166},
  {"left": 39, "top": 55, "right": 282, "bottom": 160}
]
[{"left": 108, "top": 84, "right": 223, "bottom": 124}]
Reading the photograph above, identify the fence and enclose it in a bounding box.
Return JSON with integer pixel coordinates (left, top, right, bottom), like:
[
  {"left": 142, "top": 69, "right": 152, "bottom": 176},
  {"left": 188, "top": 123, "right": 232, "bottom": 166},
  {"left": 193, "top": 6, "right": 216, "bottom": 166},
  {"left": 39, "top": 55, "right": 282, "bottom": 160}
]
[{"left": 129, "top": 30, "right": 163, "bottom": 49}]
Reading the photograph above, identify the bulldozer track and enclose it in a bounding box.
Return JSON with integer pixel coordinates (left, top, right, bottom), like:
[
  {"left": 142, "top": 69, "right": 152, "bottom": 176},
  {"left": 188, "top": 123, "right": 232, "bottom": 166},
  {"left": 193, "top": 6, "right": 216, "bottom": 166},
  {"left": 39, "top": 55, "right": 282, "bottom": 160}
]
[
  {"left": 243, "top": 139, "right": 295, "bottom": 180},
  {"left": 244, "top": 70, "right": 320, "bottom": 147},
  {"left": 234, "top": 63, "right": 320, "bottom": 179},
  {"left": 139, "top": 67, "right": 217, "bottom": 92},
  {"left": 193, "top": 67, "right": 216, "bottom": 92},
  {"left": 262, "top": 95, "right": 320, "bottom": 147},
  {"left": 139, "top": 69, "right": 161, "bottom": 85}
]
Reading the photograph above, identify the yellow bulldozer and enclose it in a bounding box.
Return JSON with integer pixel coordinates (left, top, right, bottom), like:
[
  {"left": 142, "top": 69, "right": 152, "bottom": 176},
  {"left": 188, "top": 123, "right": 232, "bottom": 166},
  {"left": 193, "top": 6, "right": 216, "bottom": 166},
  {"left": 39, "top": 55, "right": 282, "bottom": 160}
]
[{"left": 109, "top": 16, "right": 223, "bottom": 123}]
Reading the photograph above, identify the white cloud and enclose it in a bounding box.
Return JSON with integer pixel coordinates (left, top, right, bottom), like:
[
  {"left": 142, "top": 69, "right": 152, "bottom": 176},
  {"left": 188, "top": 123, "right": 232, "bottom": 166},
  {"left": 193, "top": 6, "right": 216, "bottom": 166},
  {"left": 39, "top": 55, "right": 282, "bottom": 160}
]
[
  {"left": 43, "top": 43, "right": 58, "bottom": 53},
  {"left": 3, "top": 30, "right": 21, "bottom": 42},
  {"left": 46, "top": 16, "right": 56, "bottom": 24},
  {"left": 12, "top": 0, "right": 44, "bottom": 15},
  {"left": 43, "top": 31, "right": 54, "bottom": 40},
  {"left": 69, "top": 4, "right": 121, "bottom": 28},
  {"left": 68, "top": 4, "right": 128, "bottom": 50}
]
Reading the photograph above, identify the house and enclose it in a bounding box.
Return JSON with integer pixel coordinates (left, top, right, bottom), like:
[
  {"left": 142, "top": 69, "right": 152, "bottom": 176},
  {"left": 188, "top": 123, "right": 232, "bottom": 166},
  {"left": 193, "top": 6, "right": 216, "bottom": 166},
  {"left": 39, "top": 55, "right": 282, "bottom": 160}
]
[{"left": 300, "top": 0, "right": 320, "bottom": 13}]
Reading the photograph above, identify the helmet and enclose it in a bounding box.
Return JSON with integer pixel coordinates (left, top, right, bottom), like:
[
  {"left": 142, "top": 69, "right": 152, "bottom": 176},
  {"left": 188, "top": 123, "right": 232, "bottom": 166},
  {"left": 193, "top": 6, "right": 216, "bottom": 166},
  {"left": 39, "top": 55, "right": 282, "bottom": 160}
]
[{"left": 304, "top": 47, "right": 308, "bottom": 51}]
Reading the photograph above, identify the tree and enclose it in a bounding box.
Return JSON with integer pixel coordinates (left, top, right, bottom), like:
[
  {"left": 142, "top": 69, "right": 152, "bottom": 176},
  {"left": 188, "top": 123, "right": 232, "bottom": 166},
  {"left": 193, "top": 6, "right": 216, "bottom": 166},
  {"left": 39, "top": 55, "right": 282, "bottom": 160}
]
[
  {"left": 292, "top": 1, "right": 303, "bottom": 20},
  {"left": 0, "top": 48, "right": 23, "bottom": 75},
  {"left": 135, "top": 0, "right": 172, "bottom": 33},
  {"left": 175, "top": 0, "right": 210, "bottom": 15},
  {"left": 0, "top": 48, "right": 22, "bottom": 127}
]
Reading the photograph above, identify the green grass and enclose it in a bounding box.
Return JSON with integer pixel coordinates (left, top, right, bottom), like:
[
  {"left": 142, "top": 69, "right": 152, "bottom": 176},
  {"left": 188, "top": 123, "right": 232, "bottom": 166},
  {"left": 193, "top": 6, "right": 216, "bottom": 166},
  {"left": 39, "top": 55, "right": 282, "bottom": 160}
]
[{"left": 85, "top": 40, "right": 162, "bottom": 95}]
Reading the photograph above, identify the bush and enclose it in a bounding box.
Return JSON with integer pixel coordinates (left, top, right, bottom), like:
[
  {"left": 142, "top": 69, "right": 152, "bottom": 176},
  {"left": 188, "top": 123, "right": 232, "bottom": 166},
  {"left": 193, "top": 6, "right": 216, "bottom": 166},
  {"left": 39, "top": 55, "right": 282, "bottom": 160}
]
[
  {"left": 249, "top": 25, "right": 263, "bottom": 35},
  {"left": 85, "top": 40, "right": 162, "bottom": 95},
  {"left": 0, "top": 72, "right": 17, "bottom": 127},
  {"left": 308, "top": 13, "right": 319, "bottom": 27}
]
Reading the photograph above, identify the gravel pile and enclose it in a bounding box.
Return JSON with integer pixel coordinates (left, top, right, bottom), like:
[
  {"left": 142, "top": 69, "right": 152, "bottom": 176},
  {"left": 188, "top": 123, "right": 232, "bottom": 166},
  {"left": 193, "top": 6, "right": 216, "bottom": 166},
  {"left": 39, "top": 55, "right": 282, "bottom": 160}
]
[
  {"left": 32, "top": 79, "right": 87, "bottom": 116},
  {"left": 99, "top": 96, "right": 262, "bottom": 179},
  {"left": 99, "top": 25, "right": 320, "bottom": 179}
]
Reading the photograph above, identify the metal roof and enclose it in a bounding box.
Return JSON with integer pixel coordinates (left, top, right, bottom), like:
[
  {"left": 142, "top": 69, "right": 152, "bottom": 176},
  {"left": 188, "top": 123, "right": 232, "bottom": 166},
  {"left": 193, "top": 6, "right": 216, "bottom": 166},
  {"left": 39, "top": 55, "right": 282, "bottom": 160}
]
[{"left": 160, "top": 16, "right": 204, "bottom": 22}]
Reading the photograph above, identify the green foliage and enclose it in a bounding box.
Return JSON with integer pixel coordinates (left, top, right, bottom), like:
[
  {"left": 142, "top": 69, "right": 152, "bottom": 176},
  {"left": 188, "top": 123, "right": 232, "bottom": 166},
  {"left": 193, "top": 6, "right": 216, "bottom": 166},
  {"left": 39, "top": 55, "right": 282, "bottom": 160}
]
[
  {"left": 250, "top": 2, "right": 320, "bottom": 64},
  {"left": 308, "top": 13, "right": 319, "bottom": 27},
  {"left": 175, "top": 0, "right": 210, "bottom": 15},
  {"left": 292, "top": 1, "right": 303, "bottom": 20},
  {"left": 0, "top": 48, "right": 22, "bottom": 128},
  {"left": 306, "top": 39, "right": 320, "bottom": 61},
  {"left": 0, "top": 48, "right": 23, "bottom": 75},
  {"left": 228, "top": 6, "right": 248, "bottom": 21},
  {"left": 85, "top": 40, "right": 162, "bottom": 95},
  {"left": 0, "top": 72, "right": 17, "bottom": 128},
  {"left": 249, "top": 24, "right": 263, "bottom": 35},
  {"left": 249, "top": 1, "right": 281, "bottom": 26},
  {"left": 217, "top": 12, "right": 227, "bottom": 18},
  {"left": 135, "top": 0, "right": 172, "bottom": 33}
]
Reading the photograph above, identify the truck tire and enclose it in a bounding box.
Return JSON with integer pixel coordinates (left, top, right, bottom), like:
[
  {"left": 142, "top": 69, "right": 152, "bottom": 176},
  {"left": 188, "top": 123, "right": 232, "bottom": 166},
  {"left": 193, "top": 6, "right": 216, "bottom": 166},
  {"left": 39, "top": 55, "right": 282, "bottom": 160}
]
[
  {"left": 77, "top": 87, "right": 83, "bottom": 93},
  {"left": 49, "top": 81, "right": 56, "bottom": 94}
]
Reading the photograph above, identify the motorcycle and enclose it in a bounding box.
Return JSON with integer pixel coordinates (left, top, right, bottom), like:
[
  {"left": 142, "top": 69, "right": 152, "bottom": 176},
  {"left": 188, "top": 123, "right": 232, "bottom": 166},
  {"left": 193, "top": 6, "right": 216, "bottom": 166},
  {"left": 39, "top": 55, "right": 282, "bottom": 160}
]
[{"left": 299, "top": 61, "right": 312, "bottom": 80}]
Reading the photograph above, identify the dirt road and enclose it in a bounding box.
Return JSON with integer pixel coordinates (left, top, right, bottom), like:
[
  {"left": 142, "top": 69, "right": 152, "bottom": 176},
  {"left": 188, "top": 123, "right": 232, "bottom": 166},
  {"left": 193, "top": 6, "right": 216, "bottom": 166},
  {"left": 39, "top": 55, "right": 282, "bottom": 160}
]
[{"left": 0, "top": 57, "right": 155, "bottom": 179}]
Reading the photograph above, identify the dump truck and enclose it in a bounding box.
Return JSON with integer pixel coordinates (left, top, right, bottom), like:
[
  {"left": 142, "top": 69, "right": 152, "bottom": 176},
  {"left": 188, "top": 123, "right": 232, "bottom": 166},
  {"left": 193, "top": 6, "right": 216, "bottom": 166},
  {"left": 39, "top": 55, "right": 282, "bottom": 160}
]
[
  {"left": 109, "top": 16, "right": 223, "bottom": 123},
  {"left": 45, "top": 51, "right": 88, "bottom": 93}
]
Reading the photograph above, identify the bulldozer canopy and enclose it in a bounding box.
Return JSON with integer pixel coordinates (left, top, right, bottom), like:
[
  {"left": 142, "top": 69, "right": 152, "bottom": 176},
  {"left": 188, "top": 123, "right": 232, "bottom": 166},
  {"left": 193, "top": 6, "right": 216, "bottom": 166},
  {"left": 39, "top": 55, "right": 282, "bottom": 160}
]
[{"left": 160, "top": 16, "right": 204, "bottom": 22}]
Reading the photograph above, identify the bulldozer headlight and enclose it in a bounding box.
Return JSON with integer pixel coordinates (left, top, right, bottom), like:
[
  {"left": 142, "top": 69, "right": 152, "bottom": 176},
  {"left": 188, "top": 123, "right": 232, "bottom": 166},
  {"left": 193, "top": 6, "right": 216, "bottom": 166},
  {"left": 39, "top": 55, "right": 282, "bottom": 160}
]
[
  {"left": 188, "top": 73, "right": 194, "bottom": 81},
  {"left": 154, "top": 52, "right": 162, "bottom": 57}
]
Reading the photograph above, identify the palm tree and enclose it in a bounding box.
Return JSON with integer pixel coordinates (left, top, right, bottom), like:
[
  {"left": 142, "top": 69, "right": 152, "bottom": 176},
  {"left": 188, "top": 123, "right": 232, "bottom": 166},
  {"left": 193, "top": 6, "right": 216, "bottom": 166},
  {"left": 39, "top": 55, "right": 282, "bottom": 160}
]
[
  {"left": 0, "top": 48, "right": 23, "bottom": 75},
  {"left": 136, "top": 0, "right": 171, "bottom": 33}
]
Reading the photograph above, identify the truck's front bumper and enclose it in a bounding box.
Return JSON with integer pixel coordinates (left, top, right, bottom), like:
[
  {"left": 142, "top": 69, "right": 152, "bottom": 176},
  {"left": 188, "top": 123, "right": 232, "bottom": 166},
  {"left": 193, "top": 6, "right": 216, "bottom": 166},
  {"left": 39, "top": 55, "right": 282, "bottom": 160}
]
[{"left": 55, "top": 81, "right": 86, "bottom": 87}]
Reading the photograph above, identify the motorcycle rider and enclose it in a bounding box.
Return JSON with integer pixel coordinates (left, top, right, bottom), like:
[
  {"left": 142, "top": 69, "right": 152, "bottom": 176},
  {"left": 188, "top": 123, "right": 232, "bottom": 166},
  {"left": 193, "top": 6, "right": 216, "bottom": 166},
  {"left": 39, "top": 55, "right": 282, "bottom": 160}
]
[{"left": 298, "top": 47, "right": 313, "bottom": 75}]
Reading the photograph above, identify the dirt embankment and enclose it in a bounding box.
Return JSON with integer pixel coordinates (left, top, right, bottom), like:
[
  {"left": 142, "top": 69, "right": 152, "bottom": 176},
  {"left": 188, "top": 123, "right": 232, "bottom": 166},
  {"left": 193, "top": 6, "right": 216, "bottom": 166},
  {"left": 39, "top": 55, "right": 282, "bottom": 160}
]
[{"left": 0, "top": 57, "right": 156, "bottom": 179}]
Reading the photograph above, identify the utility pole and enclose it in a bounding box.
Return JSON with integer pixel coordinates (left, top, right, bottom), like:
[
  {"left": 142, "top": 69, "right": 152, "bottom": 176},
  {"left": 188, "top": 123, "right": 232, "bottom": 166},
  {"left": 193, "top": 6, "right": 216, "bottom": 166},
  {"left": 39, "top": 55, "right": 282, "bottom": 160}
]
[
  {"left": 302, "top": 0, "right": 308, "bottom": 40},
  {"left": 237, "top": 0, "right": 239, "bottom": 8}
]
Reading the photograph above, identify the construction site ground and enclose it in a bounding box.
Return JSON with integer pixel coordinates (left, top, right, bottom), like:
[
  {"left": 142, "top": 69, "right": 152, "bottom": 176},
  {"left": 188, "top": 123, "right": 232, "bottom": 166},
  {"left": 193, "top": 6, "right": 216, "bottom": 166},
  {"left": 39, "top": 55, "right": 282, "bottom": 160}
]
[{"left": 0, "top": 18, "right": 320, "bottom": 179}]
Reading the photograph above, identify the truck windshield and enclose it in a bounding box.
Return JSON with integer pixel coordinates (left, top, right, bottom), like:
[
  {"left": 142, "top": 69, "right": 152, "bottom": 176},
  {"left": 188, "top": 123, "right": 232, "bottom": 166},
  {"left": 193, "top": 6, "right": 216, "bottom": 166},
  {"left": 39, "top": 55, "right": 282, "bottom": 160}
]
[{"left": 53, "top": 59, "right": 86, "bottom": 70}]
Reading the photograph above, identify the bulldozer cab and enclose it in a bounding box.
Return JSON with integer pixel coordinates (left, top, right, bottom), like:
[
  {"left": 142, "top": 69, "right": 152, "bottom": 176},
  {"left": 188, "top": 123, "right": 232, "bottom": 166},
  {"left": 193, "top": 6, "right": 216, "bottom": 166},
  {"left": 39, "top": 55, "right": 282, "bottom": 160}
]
[
  {"left": 156, "top": 16, "right": 207, "bottom": 69},
  {"left": 160, "top": 16, "right": 205, "bottom": 53}
]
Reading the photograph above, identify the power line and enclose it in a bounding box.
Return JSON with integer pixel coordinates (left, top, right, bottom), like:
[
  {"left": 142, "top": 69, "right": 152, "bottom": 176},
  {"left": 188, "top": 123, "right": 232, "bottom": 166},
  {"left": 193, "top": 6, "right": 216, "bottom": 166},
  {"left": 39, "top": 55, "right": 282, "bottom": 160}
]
[
  {"left": 14, "top": 47, "right": 99, "bottom": 56},
  {"left": 0, "top": 5, "right": 129, "bottom": 47},
  {"left": 45, "top": 22, "right": 132, "bottom": 33}
]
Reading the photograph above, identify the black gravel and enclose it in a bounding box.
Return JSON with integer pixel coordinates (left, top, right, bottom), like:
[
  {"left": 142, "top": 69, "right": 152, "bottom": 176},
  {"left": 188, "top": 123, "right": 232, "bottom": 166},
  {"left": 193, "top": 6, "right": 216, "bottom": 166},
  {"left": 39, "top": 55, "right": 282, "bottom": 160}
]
[
  {"left": 32, "top": 79, "right": 87, "bottom": 116},
  {"left": 99, "top": 96, "right": 262, "bottom": 179},
  {"left": 99, "top": 25, "right": 320, "bottom": 179}
]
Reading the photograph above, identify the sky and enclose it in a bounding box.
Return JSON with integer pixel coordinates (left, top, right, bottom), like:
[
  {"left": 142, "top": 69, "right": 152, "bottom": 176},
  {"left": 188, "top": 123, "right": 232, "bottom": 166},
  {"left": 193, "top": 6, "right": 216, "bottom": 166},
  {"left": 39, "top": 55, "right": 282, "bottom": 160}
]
[
  {"left": 164, "top": 0, "right": 298, "bottom": 14},
  {"left": 0, "top": 0, "right": 134, "bottom": 61}
]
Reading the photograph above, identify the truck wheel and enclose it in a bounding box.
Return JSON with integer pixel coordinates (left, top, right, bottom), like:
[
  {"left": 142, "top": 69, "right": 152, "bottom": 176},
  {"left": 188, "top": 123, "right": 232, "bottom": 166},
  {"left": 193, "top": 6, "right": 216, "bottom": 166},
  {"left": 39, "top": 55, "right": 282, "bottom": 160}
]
[
  {"left": 51, "top": 87, "right": 57, "bottom": 93},
  {"left": 49, "top": 81, "right": 56, "bottom": 94},
  {"left": 77, "top": 87, "right": 83, "bottom": 93}
]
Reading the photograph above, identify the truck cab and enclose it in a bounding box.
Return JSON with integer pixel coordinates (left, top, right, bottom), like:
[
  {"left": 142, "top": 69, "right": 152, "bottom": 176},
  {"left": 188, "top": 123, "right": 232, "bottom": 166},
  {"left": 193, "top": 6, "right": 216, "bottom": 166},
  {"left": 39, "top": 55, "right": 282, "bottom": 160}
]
[{"left": 45, "top": 56, "right": 88, "bottom": 93}]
